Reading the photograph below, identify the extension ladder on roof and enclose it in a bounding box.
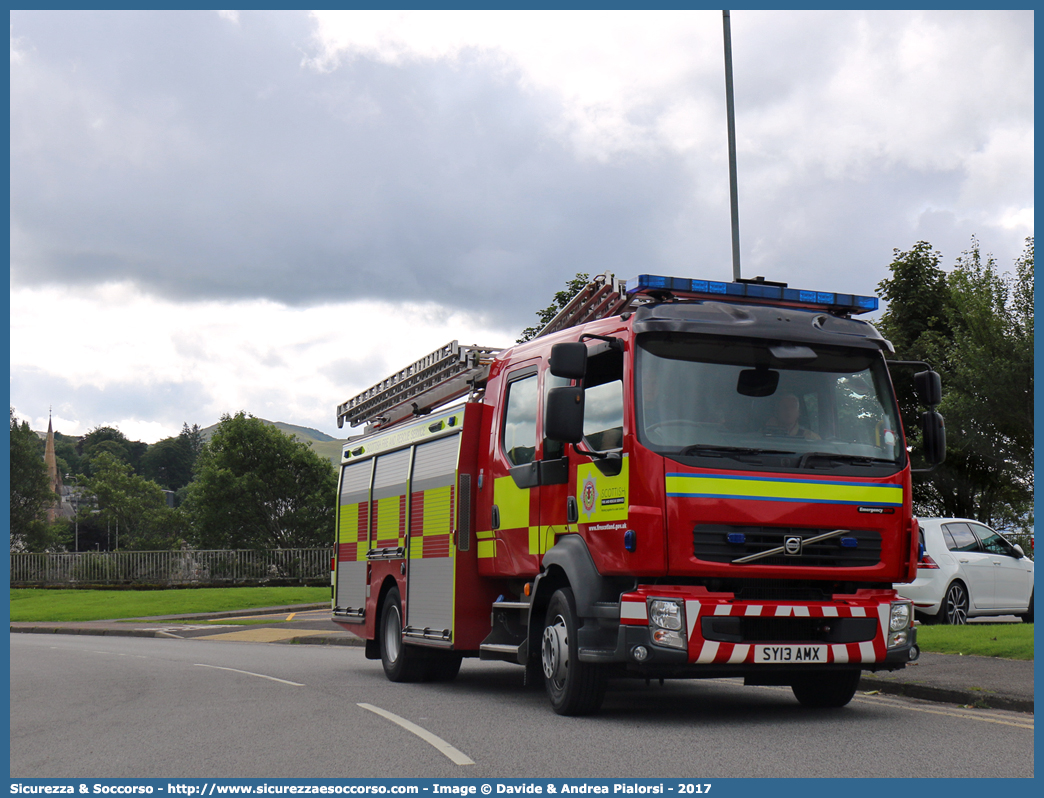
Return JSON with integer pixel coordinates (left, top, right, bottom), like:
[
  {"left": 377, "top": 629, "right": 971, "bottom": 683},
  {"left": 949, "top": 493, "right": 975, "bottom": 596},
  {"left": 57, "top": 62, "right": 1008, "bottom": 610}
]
[{"left": 336, "top": 341, "right": 501, "bottom": 431}]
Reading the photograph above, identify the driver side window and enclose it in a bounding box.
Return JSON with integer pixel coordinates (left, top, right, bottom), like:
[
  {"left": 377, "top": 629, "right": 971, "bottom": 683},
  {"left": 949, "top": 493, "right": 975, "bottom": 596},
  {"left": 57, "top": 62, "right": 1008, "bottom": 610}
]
[{"left": 583, "top": 350, "right": 624, "bottom": 452}]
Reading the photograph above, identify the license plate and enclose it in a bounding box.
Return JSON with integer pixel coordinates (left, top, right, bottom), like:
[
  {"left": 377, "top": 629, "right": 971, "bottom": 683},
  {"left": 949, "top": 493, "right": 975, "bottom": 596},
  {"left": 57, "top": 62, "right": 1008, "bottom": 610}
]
[{"left": 754, "top": 644, "right": 828, "bottom": 663}]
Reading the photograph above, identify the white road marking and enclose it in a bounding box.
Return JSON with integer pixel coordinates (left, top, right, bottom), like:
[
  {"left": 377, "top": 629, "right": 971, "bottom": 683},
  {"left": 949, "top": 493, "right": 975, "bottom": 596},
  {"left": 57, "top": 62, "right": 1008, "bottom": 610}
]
[
  {"left": 358, "top": 703, "right": 475, "bottom": 765},
  {"left": 193, "top": 663, "right": 304, "bottom": 686}
]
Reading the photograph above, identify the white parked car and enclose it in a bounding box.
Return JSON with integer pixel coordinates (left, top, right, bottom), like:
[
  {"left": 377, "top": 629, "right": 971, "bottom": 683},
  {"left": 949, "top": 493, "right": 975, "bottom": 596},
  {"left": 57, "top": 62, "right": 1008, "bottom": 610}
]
[{"left": 896, "top": 518, "right": 1034, "bottom": 624}]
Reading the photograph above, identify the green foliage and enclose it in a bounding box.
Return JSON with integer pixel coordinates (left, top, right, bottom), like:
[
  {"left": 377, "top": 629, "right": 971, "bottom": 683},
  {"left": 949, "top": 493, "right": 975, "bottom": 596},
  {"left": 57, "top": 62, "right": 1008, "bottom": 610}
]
[
  {"left": 517, "top": 272, "right": 590, "bottom": 343},
  {"left": 139, "top": 425, "right": 202, "bottom": 492},
  {"left": 183, "top": 412, "right": 337, "bottom": 549},
  {"left": 915, "top": 622, "right": 1033, "bottom": 660},
  {"left": 877, "top": 238, "right": 1034, "bottom": 532},
  {"left": 80, "top": 451, "right": 182, "bottom": 550},
  {"left": 9, "top": 586, "right": 329, "bottom": 622},
  {"left": 9, "top": 409, "right": 56, "bottom": 551},
  {"left": 52, "top": 431, "right": 82, "bottom": 477}
]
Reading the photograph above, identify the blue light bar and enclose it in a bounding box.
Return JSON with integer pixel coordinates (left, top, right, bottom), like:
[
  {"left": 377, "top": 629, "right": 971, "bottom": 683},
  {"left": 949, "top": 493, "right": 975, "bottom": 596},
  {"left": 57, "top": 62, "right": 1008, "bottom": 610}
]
[
  {"left": 726, "top": 532, "right": 746, "bottom": 544},
  {"left": 625, "top": 274, "right": 879, "bottom": 315},
  {"left": 840, "top": 537, "right": 858, "bottom": 548}
]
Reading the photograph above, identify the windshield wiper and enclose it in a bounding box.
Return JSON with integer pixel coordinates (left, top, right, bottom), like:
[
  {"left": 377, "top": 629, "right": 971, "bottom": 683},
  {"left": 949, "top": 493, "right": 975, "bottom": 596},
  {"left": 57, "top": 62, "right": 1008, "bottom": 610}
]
[
  {"left": 796, "top": 452, "right": 896, "bottom": 469},
  {"left": 681, "top": 445, "right": 795, "bottom": 457}
]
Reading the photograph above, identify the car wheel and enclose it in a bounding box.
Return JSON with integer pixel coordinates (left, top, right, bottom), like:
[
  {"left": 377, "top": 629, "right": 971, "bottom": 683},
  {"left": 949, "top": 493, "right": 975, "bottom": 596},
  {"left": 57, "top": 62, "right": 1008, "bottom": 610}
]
[
  {"left": 541, "top": 587, "right": 607, "bottom": 716},
  {"left": 791, "top": 670, "right": 861, "bottom": 708},
  {"left": 379, "top": 586, "right": 429, "bottom": 682},
  {"left": 1020, "top": 591, "right": 1033, "bottom": 624},
  {"left": 939, "top": 581, "right": 969, "bottom": 625}
]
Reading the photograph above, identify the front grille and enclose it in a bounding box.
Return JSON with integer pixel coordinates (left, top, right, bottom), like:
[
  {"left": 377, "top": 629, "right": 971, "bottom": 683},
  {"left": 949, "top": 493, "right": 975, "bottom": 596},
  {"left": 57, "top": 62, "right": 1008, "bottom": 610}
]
[
  {"left": 693, "top": 524, "right": 881, "bottom": 568},
  {"left": 701, "top": 615, "right": 878, "bottom": 644}
]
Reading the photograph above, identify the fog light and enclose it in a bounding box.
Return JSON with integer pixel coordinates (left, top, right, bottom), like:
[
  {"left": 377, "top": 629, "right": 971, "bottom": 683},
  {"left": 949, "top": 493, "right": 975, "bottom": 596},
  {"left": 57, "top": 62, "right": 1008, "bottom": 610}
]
[
  {"left": 632, "top": 645, "right": 649, "bottom": 662},
  {"left": 887, "top": 630, "right": 908, "bottom": 649},
  {"left": 890, "top": 601, "right": 912, "bottom": 631}
]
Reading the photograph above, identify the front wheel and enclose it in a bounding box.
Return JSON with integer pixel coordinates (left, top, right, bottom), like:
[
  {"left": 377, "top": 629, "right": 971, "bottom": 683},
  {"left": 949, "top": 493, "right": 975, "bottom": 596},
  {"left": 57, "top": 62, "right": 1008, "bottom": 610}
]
[
  {"left": 939, "top": 581, "right": 970, "bottom": 625},
  {"left": 791, "top": 670, "right": 861, "bottom": 708},
  {"left": 1020, "top": 591, "right": 1033, "bottom": 624},
  {"left": 379, "top": 586, "right": 428, "bottom": 682},
  {"left": 541, "top": 587, "right": 606, "bottom": 715},
  {"left": 427, "top": 651, "right": 463, "bottom": 682}
]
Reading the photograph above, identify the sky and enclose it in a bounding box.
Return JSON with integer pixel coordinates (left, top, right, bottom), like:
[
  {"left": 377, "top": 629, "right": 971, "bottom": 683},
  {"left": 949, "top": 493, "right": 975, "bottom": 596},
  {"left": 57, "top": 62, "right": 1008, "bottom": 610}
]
[{"left": 9, "top": 9, "right": 1034, "bottom": 444}]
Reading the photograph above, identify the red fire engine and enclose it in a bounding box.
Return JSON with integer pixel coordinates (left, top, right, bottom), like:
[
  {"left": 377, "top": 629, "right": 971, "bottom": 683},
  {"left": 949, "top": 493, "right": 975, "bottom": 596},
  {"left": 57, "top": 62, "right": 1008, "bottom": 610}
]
[{"left": 331, "top": 272, "right": 945, "bottom": 715}]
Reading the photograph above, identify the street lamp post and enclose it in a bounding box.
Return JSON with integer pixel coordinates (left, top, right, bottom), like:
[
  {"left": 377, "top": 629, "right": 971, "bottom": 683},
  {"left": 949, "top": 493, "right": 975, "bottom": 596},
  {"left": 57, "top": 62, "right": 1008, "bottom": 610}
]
[{"left": 65, "top": 473, "right": 79, "bottom": 552}]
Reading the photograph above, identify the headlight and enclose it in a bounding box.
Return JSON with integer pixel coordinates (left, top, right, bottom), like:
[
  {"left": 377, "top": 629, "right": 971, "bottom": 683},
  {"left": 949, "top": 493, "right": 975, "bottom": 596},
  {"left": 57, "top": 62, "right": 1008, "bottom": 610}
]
[
  {"left": 890, "top": 601, "right": 912, "bottom": 631},
  {"left": 649, "top": 599, "right": 683, "bottom": 631}
]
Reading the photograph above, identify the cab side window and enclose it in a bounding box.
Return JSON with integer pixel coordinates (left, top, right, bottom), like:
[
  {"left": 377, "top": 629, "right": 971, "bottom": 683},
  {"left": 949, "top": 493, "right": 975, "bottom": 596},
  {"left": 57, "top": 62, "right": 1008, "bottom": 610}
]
[
  {"left": 543, "top": 372, "right": 570, "bottom": 460},
  {"left": 502, "top": 372, "right": 538, "bottom": 466},
  {"left": 583, "top": 350, "right": 624, "bottom": 451}
]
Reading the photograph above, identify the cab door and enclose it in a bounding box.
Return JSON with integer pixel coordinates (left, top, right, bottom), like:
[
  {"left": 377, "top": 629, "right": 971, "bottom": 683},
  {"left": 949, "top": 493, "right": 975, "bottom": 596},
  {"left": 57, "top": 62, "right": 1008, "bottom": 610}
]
[{"left": 490, "top": 364, "right": 541, "bottom": 576}]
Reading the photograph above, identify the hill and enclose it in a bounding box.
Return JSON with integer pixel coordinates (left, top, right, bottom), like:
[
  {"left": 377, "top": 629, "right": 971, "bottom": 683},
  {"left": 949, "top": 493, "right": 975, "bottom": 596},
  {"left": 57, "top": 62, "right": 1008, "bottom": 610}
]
[{"left": 199, "top": 419, "right": 347, "bottom": 467}]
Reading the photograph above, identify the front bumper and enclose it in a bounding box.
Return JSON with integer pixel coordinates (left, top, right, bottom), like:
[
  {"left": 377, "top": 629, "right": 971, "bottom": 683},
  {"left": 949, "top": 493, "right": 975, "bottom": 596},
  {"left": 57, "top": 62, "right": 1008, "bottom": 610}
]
[{"left": 579, "top": 586, "right": 916, "bottom": 674}]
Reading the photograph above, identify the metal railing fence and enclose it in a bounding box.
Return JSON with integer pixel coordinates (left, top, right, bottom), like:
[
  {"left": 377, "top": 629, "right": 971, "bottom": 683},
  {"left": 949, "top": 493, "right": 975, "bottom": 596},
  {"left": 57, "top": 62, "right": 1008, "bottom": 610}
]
[{"left": 10, "top": 548, "right": 332, "bottom": 586}]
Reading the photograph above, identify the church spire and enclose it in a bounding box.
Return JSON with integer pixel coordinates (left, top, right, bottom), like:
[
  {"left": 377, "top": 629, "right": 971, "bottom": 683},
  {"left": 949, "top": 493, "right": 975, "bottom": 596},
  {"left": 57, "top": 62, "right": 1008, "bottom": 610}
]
[{"left": 43, "top": 410, "right": 65, "bottom": 523}]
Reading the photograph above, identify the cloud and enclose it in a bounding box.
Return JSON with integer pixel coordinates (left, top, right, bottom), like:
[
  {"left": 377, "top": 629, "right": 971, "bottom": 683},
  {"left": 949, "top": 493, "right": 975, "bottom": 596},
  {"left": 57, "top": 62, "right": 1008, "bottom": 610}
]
[
  {"left": 8, "top": 10, "right": 1033, "bottom": 441},
  {"left": 10, "top": 282, "right": 517, "bottom": 442},
  {"left": 11, "top": 10, "right": 1032, "bottom": 326}
]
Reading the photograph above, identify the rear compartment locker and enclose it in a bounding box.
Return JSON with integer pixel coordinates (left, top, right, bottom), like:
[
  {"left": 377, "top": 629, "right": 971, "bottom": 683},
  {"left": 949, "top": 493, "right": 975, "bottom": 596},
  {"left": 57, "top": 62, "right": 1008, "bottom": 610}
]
[
  {"left": 335, "top": 458, "right": 374, "bottom": 617},
  {"left": 405, "top": 433, "right": 462, "bottom": 642}
]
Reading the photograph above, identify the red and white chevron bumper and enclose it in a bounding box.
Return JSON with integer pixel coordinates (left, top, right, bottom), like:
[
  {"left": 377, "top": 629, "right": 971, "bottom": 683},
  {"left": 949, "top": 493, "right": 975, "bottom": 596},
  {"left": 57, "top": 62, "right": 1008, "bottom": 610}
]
[{"left": 620, "top": 586, "right": 902, "bottom": 666}]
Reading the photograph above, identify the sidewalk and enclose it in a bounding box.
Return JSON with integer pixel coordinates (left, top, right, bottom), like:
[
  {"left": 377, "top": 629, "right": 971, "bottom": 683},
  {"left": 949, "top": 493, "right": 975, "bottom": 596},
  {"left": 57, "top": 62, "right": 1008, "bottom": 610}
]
[{"left": 11, "top": 605, "right": 1034, "bottom": 714}]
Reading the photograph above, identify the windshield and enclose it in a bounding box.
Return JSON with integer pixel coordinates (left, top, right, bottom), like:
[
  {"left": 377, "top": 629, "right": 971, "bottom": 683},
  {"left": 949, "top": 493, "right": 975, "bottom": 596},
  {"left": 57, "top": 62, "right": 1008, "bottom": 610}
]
[{"left": 636, "top": 333, "right": 904, "bottom": 471}]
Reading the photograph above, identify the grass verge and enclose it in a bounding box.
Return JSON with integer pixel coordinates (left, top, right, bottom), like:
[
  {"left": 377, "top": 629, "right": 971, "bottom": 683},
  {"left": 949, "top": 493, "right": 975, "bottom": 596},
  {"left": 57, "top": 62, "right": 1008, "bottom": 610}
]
[
  {"left": 9, "top": 587, "right": 330, "bottom": 622},
  {"left": 915, "top": 622, "right": 1033, "bottom": 660}
]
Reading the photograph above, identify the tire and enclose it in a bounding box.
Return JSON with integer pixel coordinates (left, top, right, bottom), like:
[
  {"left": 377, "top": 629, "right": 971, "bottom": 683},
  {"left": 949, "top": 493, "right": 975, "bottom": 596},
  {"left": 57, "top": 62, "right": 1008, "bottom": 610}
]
[
  {"left": 1020, "top": 591, "right": 1033, "bottom": 624},
  {"left": 791, "top": 669, "right": 861, "bottom": 708},
  {"left": 426, "top": 651, "right": 463, "bottom": 682},
  {"left": 938, "top": 581, "right": 970, "bottom": 625},
  {"left": 379, "top": 586, "right": 429, "bottom": 682},
  {"left": 541, "top": 587, "right": 607, "bottom": 716}
]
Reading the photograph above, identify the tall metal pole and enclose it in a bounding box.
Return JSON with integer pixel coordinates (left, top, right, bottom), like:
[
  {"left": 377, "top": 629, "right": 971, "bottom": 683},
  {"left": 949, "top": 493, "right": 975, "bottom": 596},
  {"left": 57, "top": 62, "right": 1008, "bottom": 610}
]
[{"left": 723, "top": 10, "right": 742, "bottom": 281}]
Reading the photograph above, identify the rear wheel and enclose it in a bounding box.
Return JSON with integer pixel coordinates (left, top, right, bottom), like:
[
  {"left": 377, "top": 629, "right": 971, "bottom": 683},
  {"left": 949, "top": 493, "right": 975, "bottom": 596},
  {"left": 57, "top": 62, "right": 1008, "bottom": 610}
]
[
  {"left": 379, "top": 587, "right": 429, "bottom": 682},
  {"left": 791, "top": 670, "right": 861, "bottom": 708},
  {"left": 541, "top": 587, "right": 606, "bottom": 716},
  {"left": 939, "top": 581, "right": 969, "bottom": 625}
]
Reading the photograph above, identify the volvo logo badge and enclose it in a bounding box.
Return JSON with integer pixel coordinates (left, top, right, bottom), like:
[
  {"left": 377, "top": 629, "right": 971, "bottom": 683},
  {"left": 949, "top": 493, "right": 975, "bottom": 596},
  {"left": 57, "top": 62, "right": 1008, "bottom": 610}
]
[{"left": 784, "top": 536, "right": 803, "bottom": 556}]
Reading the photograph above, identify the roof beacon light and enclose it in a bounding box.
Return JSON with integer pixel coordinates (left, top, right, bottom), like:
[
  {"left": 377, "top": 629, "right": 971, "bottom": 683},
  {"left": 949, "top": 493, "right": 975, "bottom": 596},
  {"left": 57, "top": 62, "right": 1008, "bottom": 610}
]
[{"left": 624, "top": 274, "right": 879, "bottom": 316}]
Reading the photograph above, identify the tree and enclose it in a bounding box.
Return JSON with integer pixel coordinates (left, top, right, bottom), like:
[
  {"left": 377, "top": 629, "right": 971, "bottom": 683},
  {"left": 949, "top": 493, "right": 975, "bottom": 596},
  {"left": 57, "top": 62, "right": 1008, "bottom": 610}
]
[
  {"left": 517, "top": 272, "right": 590, "bottom": 343},
  {"left": 9, "top": 408, "right": 56, "bottom": 551},
  {"left": 80, "top": 451, "right": 182, "bottom": 550},
  {"left": 877, "top": 238, "right": 1034, "bottom": 533},
  {"left": 183, "top": 412, "right": 337, "bottom": 549}
]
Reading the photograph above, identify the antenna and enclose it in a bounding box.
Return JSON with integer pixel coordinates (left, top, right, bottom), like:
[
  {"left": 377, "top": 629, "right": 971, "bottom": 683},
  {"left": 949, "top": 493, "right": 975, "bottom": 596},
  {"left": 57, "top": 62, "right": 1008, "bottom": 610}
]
[{"left": 722, "top": 10, "right": 741, "bottom": 281}]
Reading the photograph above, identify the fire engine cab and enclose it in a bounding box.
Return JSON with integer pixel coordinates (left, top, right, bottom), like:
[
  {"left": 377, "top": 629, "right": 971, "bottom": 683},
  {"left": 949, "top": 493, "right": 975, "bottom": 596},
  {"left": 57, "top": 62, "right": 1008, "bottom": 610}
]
[{"left": 331, "top": 272, "right": 945, "bottom": 715}]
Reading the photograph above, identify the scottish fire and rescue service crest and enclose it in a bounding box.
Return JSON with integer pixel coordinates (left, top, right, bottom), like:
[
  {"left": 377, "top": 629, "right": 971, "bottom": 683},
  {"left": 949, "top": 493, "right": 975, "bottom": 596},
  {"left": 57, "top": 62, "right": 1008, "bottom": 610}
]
[{"left": 581, "top": 474, "right": 598, "bottom": 519}]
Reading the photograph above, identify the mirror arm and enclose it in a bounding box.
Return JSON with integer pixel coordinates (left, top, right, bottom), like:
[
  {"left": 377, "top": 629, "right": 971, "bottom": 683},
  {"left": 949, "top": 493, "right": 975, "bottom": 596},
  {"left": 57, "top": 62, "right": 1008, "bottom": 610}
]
[{"left": 580, "top": 333, "right": 624, "bottom": 351}]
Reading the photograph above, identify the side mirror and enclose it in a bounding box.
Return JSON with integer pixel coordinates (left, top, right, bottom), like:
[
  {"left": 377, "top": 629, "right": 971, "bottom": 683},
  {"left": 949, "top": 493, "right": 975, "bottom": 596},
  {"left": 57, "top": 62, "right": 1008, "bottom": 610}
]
[
  {"left": 914, "top": 370, "right": 942, "bottom": 408},
  {"left": 1013, "top": 544, "right": 1025, "bottom": 558},
  {"left": 549, "top": 342, "right": 587, "bottom": 380},
  {"left": 921, "top": 410, "right": 946, "bottom": 465},
  {"left": 545, "top": 386, "right": 585, "bottom": 443},
  {"left": 737, "top": 368, "right": 779, "bottom": 397}
]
